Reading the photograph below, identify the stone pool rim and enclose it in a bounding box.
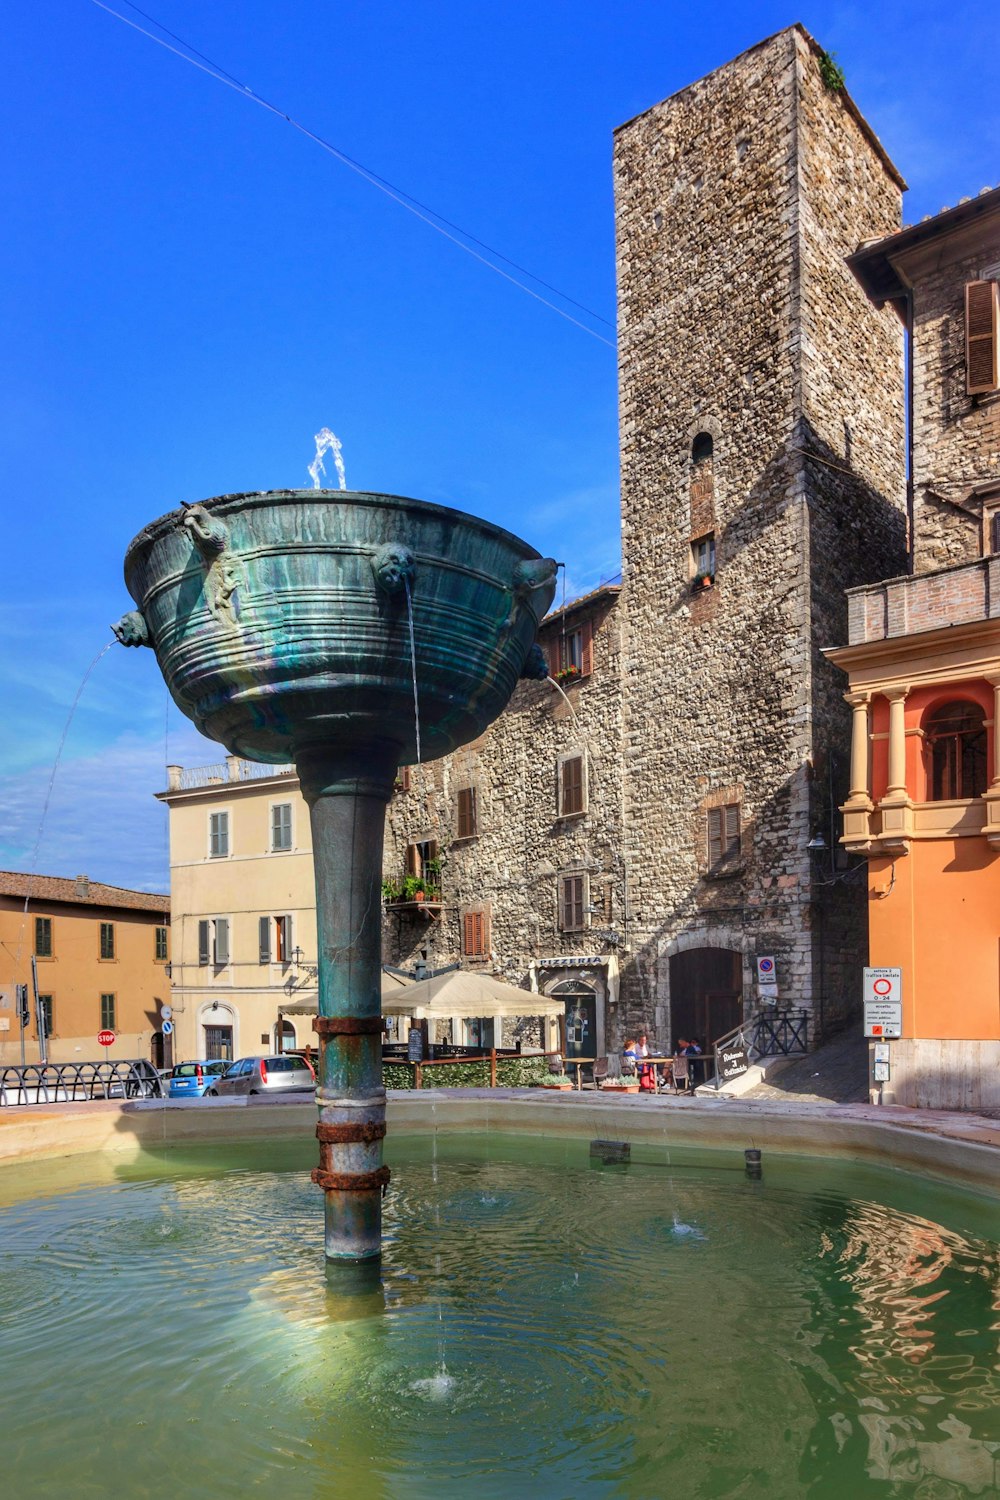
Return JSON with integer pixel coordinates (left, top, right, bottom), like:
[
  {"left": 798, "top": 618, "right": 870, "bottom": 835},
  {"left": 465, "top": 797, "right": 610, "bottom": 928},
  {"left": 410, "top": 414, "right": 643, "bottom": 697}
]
[{"left": 1, "top": 1091, "right": 998, "bottom": 1201}]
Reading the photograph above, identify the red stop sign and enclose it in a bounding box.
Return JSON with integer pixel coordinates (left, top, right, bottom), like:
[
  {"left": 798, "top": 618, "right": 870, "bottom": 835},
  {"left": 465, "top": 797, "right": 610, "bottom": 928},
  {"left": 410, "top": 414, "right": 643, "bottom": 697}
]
[{"left": 97, "top": 1030, "right": 116, "bottom": 1048}]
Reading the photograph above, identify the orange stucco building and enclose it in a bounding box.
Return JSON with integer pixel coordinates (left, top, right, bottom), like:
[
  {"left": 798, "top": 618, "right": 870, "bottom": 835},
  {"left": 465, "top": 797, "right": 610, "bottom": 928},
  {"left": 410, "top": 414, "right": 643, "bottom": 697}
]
[
  {"left": 830, "top": 186, "right": 1000, "bottom": 1110},
  {"left": 0, "top": 872, "right": 171, "bottom": 1067}
]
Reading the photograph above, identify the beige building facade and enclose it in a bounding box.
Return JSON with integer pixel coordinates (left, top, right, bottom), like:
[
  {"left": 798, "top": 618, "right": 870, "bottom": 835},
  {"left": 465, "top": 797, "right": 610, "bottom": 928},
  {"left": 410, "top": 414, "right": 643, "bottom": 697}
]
[
  {"left": 158, "top": 757, "right": 317, "bottom": 1062},
  {"left": 0, "top": 872, "right": 170, "bottom": 1066}
]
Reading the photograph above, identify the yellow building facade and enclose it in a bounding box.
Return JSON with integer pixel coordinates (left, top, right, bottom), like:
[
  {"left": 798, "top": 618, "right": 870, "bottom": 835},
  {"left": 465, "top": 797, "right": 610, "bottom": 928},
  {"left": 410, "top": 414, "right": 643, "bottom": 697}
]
[
  {"left": 159, "top": 757, "right": 318, "bottom": 1062},
  {"left": 0, "top": 872, "right": 170, "bottom": 1066}
]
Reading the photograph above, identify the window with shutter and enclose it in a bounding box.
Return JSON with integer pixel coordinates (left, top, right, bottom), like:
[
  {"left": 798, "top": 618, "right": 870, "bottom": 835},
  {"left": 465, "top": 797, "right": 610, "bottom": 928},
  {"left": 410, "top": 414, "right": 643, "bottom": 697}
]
[
  {"left": 559, "top": 874, "right": 586, "bottom": 931},
  {"left": 155, "top": 926, "right": 168, "bottom": 961},
  {"left": 34, "top": 917, "right": 52, "bottom": 958},
  {"left": 213, "top": 918, "right": 230, "bottom": 966},
  {"left": 457, "top": 787, "right": 478, "bottom": 839},
  {"left": 99, "top": 922, "right": 115, "bottom": 960},
  {"left": 270, "top": 802, "right": 292, "bottom": 852},
  {"left": 209, "top": 811, "right": 230, "bottom": 858},
  {"left": 706, "top": 803, "right": 741, "bottom": 874},
  {"left": 100, "top": 993, "right": 116, "bottom": 1030},
  {"left": 966, "top": 280, "right": 999, "bottom": 395},
  {"left": 276, "top": 915, "right": 292, "bottom": 962},
  {"left": 198, "top": 920, "right": 211, "bottom": 966},
  {"left": 559, "top": 754, "right": 585, "bottom": 816},
  {"left": 462, "top": 910, "right": 490, "bottom": 956},
  {"left": 259, "top": 916, "right": 271, "bottom": 964},
  {"left": 991, "top": 510, "right": 1000, "bottom": 555}
]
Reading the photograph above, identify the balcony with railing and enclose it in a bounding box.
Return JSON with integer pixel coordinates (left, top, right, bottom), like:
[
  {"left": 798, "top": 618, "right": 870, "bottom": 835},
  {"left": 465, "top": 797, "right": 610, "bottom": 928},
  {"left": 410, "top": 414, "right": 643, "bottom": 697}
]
[{"left": 166, "top": 756, "right": 295, "bottom": 792}]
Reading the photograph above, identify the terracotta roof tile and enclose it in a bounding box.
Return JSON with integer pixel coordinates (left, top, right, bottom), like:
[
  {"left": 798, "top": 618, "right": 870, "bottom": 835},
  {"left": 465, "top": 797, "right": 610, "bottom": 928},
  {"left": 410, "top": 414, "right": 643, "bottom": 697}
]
[{"left": 0, "top": 871, "right": 170, "bottom": 915}]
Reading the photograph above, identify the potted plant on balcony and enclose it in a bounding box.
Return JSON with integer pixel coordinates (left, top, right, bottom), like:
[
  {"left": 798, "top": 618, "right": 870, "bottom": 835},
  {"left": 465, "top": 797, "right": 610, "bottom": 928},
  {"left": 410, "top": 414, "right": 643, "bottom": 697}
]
[
  {"left": 423, "top": 855, "right": 443, "bottom": 901},
  {"left": 402, "top": 874, "right": 427, "bottom": 903},
  {"left": 381, "top": 876, "right": 404, "bottom": 904},
  {"left": 555, "top": 664, "right": 581, "bottom": 685}
]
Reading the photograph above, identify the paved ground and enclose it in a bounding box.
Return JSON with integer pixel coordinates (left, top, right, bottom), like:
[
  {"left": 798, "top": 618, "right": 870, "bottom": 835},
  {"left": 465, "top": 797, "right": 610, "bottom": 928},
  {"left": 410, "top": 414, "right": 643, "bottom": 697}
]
[{"left": 741, "top": 1023, "right": 870, "bottom": 1105}]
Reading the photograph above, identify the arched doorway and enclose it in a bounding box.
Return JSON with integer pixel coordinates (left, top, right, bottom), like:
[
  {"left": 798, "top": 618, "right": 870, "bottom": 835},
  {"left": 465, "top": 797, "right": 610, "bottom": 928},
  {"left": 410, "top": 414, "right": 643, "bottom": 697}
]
[
  {"left": 274, "top": 1019, "right": 297, "bottom": 1054},
  {"left": 668, "top": 948, "right": 742, "bottom": 1051}
]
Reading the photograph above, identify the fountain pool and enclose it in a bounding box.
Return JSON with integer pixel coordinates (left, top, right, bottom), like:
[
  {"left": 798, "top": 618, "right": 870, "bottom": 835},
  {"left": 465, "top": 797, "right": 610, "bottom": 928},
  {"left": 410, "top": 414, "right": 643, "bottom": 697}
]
[{"left": 1, "top": 1129, "right": 997, "bottom": 1498}]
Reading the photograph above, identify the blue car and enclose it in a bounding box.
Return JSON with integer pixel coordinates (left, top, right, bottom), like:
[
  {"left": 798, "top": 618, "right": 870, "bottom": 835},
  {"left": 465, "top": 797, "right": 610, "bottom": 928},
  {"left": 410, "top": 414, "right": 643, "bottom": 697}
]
[{"left": 168, "top": 1060, "right": 229, "bottom": 1099}]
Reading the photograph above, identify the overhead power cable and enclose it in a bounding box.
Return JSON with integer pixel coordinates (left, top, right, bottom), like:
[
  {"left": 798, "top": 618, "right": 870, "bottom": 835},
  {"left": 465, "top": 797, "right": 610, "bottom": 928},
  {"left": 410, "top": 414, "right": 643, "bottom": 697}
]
[{"left": 88, "top": 0, "right": 616, "bottom": 348}]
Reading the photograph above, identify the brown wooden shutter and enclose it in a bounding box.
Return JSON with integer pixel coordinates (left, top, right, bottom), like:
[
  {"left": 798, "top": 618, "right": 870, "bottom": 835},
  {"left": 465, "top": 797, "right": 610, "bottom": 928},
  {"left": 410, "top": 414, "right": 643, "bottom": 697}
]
[
  {"left": 707, "top": 808, "right": 723, "bottom": 868},
  {"left": 457, "top": 787, "right": 477, "bottom": 838},
  {"left": 463, "top": 911, "right": 488, "bottom": 956},
  {"left": 991, "top": 510, "right": 1000, "bottom": 555},
  {"left": 966, "top": 281, "right": 999, "bottom": 394},
  {"left": 561, "top": 755, "right": 584, "bottom": 816},
  {"left": 580, "top": 619, "right": 594, "bottom": 676},
  {"left": 405, "top": 843, "right": 418, "bottom": 876},
  {"left": 560, "top": 875, "right": 584, "bottom": 930},
  {"left": 724, "top": 803, "right": 741, "bottom": 860}
]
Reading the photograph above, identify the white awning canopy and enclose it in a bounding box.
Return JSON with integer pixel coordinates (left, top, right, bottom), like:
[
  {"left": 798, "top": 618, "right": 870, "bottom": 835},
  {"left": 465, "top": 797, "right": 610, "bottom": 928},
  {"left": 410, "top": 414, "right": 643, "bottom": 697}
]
[{"left": 279, "top": 968, "right": 563, "bottom": 1022}]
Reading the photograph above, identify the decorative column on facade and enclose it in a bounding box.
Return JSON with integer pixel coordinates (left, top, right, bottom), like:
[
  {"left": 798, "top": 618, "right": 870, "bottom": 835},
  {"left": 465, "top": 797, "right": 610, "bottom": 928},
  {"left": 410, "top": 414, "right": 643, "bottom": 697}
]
[
  {"left": 878, "top": 685, "right": 913, "bottom": 851},
  {"left": 840, "top": 691, "right": 873, "bottom": 850},
  {"left": 983, "top": 676, "right": 1000, "bottom": 850}
]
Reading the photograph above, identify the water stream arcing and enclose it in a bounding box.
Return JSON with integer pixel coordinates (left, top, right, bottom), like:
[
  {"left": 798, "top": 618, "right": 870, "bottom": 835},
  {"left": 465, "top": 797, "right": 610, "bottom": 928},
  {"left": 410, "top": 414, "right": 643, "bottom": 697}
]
[
  {"left": 404, "top": 575, "right": 422, "bottom": 765},
  {"left": 307, "top": 427, "right": 347, "bottom": 490}
]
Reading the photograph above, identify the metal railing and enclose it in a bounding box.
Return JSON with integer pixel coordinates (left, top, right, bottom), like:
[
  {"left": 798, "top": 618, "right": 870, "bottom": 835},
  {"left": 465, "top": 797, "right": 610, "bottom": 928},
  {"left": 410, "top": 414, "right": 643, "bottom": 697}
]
[
  {"left": 0, "top": 1060, "right": 163, "bottom": 1106},
  {"left": 711, "top": 1009, "right": 809, "bottom": 1086},
  {"left": 176, "top": 760, "right": 294, "bottom": 790}
]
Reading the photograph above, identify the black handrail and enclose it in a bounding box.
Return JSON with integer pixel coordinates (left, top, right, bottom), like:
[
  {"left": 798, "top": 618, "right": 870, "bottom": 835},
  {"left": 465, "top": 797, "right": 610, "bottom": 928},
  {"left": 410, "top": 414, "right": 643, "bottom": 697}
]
[{"left": 0, "top": 1060, "right": 163, "bottom": 1106}]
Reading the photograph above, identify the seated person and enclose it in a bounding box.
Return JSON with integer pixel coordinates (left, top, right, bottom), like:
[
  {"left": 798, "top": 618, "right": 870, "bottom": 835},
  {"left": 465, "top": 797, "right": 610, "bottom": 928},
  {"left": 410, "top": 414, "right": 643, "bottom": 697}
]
[{"left": 621, "top": 1038, "right": 638, "bottom": 1075}]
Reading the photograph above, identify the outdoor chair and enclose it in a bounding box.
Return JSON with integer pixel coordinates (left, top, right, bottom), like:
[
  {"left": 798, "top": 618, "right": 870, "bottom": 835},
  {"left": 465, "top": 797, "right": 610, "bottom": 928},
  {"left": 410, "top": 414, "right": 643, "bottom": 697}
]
[
  {"left": 670, "top": 1055, "right": 690, "bottom": 1093},
  {"left": 593, "top": 1053, "right": 623, "bottom": 1088}
]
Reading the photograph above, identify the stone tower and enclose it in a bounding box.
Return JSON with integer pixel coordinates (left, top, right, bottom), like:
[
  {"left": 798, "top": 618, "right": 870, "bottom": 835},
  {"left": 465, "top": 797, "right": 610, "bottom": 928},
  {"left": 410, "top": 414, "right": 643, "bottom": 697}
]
[{"left": 614, "top": 25, "right": 908, "bottom": 1045}]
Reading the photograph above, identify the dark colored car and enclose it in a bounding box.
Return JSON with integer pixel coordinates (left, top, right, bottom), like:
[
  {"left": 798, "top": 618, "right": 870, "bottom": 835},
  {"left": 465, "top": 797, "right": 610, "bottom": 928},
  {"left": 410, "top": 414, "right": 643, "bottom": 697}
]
[
  {"left": 206, "top": 1055, "right": 315, "bottom": 1097},
  {"left": 168, "top": 1060, "right": 229, "bottom": 1099}
]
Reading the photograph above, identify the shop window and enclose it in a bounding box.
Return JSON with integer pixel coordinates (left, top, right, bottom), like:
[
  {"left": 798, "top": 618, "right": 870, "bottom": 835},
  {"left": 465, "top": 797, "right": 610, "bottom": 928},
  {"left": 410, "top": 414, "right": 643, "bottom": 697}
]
[
  {"left": 34, "top": 917, "right": 52, "bottom": 958},
  {"left": 707, "top": 803, "right": 741, "bottom": 874},
  {"left": 924, "top": 701, "right": 987, "bottom": 800}
]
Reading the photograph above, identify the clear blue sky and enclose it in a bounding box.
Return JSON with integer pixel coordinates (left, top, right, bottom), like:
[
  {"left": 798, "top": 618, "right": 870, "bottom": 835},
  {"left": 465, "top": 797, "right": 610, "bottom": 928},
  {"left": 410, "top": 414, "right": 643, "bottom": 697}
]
[{"left": 1, "top": 1, "right": 997, "bottom": 892}]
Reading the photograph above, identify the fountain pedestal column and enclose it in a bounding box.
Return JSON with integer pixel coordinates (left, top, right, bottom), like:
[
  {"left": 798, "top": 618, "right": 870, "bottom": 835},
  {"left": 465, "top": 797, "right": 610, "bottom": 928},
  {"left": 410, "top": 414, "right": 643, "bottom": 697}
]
[{"left": 297, "top": 741, "right": 399, "bottom": 1262}]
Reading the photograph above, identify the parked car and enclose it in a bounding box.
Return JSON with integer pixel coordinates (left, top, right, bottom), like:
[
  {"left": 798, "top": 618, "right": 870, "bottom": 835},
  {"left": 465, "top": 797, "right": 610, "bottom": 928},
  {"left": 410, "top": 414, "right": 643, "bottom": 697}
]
[
  {"left": 206, "top": 1055, "right": 316, "bottom": 1097},
  {"left": 167, "top": 1060, "right": 229, "bottom": 1099}
]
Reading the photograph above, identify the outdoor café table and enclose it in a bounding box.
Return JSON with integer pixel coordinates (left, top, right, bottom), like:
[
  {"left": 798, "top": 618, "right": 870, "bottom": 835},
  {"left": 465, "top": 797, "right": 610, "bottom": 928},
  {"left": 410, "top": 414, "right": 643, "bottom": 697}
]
[{"left": 566, "top": 1058, "right": 596, "bottom": 1089}]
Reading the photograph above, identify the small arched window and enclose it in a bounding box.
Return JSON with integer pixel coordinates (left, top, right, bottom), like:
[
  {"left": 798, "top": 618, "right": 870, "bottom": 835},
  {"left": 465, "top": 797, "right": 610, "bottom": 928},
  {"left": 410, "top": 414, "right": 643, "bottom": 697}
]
[
  {"left": 691, "top": 432, "right": 714, "bottom": 465},
  {"left": 924, "top": 700, "right": 987, "bottom": 800}
]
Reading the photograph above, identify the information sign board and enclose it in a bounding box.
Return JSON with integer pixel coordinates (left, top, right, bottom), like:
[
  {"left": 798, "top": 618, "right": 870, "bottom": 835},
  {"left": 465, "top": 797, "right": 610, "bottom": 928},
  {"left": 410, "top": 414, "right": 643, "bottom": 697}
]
[
  {"left": 717, "top": 1041, "right": 750, "bottom": 1082},
  {"left": 863, "top": 967, "right": 902, "bottom": 1038}
]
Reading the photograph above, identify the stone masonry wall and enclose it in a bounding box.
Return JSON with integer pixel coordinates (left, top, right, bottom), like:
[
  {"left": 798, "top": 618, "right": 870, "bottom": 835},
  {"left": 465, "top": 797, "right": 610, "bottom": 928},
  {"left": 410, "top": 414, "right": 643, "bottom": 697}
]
[
  {"left": 382, "top": 593, "right": 624, "bottom": 1047},
  {"left": 909, "top": 220, "right": 1000, "bottom": 573},
  {"left": 614, "top": 26, "right": 906, "bottom": 1043}
]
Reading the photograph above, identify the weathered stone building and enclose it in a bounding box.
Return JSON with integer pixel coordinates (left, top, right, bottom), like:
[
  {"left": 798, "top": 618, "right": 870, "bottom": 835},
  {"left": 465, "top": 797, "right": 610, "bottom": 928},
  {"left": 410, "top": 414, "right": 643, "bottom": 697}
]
[{"left": 383, "top": 25, "right": 910, "bottom": 1058}]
